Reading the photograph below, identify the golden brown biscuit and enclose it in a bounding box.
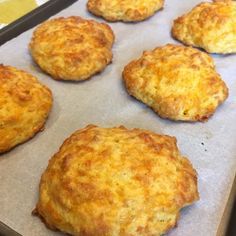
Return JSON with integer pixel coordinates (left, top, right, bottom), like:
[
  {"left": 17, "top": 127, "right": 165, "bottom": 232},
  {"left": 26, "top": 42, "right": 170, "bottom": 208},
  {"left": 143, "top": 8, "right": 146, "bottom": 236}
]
[
  {"left": 30, "top": 16, "right": 115, "bottom": 81},
  {"left": 172, "top": 1, "right": 236, "bottom": 54},
  {"left": 0, "top": 65, "right": 52, "bottom": 153},
  {"left": 34, "top": 125, "right": 199, "bottom": 236},
  {"left": 123, "top": 44, "right": 228, "bottom": 122},
  {"left": 87, "top": 0, "right": 164, "bottom": 22},
  {"left": 213, "top": 0, "right": 233, "bottom": 2}
]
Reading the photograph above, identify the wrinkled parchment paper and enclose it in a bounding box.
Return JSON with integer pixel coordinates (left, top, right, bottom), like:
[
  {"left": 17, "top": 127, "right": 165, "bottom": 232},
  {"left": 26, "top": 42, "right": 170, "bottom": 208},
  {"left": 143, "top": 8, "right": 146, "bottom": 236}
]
[{"left": 0, "top": 0, "right": 236, "bottom": 235}]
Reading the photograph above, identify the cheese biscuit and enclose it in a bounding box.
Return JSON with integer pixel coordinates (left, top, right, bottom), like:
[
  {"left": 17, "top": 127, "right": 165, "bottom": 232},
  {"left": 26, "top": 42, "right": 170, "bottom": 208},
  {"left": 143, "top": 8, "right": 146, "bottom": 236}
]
[
  {"left": 123, "top": 44, "right": 228, "bottom": 121},
  {"left": 30, "top": 16, "right": 115, "bottom": 81},
  {"left": 87, "top": 0, "right": 164, "bottom": 22},
  {"left": 34, "top": 125, "right": 199, "bottom": 236},
  {"left": 0, "top": 65, "right": 52, "bottom": 153},
  {"left": 172, "top": 1, "right": 236, "bottom": 54}
]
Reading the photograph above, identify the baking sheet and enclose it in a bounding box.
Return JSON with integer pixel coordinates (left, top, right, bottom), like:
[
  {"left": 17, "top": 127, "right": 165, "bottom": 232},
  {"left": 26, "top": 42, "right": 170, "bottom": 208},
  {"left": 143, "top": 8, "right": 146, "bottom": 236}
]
[
  {"left": 0, "top": 0, "right": 49, "bottom": 28},
  {"left": 0, "top": 0, "right": 236, "bottom": 235},
  {"left": 0, "top": 0, "right": 78, "bottom": 46}
]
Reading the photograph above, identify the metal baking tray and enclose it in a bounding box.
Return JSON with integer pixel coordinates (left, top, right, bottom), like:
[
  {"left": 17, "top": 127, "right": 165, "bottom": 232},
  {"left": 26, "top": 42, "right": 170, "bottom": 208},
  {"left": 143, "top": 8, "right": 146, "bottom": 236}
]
[
  {"left": 0, "top": 0, "right": 235, "bottom": 235},
  {"left": 0, "top": 0, "right": 78, "bottom": 46}
]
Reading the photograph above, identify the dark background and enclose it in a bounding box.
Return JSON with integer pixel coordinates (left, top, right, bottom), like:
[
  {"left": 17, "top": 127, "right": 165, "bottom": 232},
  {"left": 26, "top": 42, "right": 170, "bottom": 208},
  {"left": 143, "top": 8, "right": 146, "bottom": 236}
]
[{"left": 227, "top": 201, "right": 236, "bottom": 236}]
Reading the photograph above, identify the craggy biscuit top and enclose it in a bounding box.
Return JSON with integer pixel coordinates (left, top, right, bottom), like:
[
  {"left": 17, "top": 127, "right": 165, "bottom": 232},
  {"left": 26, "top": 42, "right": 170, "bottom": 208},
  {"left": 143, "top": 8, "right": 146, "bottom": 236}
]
[
  {"left": 0, "top": 65, "right": 52, "bottom": 153},
  {"left": 30, "top": 16, "right": 115, "bottom": 81},
  {"left": 87, "top": 0, "right": 164, "bottom": 22},
  {"left": 172, "top": 1, "right": 236, "bottom": 53},
  {"left": 123, "top": 44, "right": 228, "bottom": 121},
  {"left": 213, "top": 0, "right": 233, "bottom": 2},
  {"left": 34, "top": 125, "right": 199, "bottom": 236}
]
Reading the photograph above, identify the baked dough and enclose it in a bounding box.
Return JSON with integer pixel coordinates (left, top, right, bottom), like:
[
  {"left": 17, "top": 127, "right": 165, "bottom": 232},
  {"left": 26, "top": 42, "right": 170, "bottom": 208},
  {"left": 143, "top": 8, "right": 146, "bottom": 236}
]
[
  {"left": 34, "top": 125, "right": 199, "bottom": 236},
  {"left": 87, "top": 0, "right": 164, "bottom": 22},
  {"left": 123, "top": 44, "right": 228, "bottom": 121},
  {"left": 30, "top": 16, "right": 114, "bottom": 81},
  {"left": 0, "top": 65, "right": 52, "bottom": 153},
  {"left": 172, "top": 1, "right": 236, "bottom": 54},
  {"left": 213, "top": 0, "right": 233, "bottom": 2}
]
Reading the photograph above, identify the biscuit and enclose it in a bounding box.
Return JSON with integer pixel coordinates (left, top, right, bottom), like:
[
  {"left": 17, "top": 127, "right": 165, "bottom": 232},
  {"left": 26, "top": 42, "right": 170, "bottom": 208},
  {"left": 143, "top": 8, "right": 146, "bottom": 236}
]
[
  {"left": 87, "top": 0, "right": 164, "bottom": 22},
  {"left": 0, "top": 65, "right": 52, "bottom": 153},
  {"left": 30, "top": 16, "right": 115, "bottom": 81},
  {"left": 213, "top": 0, "right": 233, "bottom": 2},
  {"left": 33, "top": 125, "right": 199, "bottom": 236},
  {"left": 172, "top": 1, "right": 236, "bottom": 54},
  {"left": 123, "top": 44, "right": 228, "bottom": 122}
]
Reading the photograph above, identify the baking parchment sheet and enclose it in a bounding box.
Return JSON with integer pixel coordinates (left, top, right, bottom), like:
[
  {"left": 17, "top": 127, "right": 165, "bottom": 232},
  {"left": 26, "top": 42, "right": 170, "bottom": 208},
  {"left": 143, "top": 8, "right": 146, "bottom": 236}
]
[{"left": 0, "top": 0, "right": 236, "bottom": 235}]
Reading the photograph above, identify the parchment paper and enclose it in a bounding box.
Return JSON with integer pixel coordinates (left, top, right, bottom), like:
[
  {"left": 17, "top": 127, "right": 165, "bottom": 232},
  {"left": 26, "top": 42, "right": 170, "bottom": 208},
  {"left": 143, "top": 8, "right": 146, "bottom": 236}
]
[{"left": 0, "top": 0, "right": 236, "bottom": 235}]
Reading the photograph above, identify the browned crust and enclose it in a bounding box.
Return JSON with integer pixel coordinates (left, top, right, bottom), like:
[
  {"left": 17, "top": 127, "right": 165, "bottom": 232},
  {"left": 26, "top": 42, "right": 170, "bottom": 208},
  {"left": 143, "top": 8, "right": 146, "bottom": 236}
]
[
  {"left": 122, "top": 44, "right": 228, "bottom": 122},
  {"left": 172, "top": 2, "right": 236, "bottom": 54},
  {"left": 29, "top": 16, "right": 115, "bottom": 81},
  {"left": 87, "top": 0, "right": 164, "bottom": 22},
  {"left": 0, "top": 64, "right": 53, "bottom": 153},
  {"left": 34, "top": 125, "right": 199, "bottom": 235}
]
